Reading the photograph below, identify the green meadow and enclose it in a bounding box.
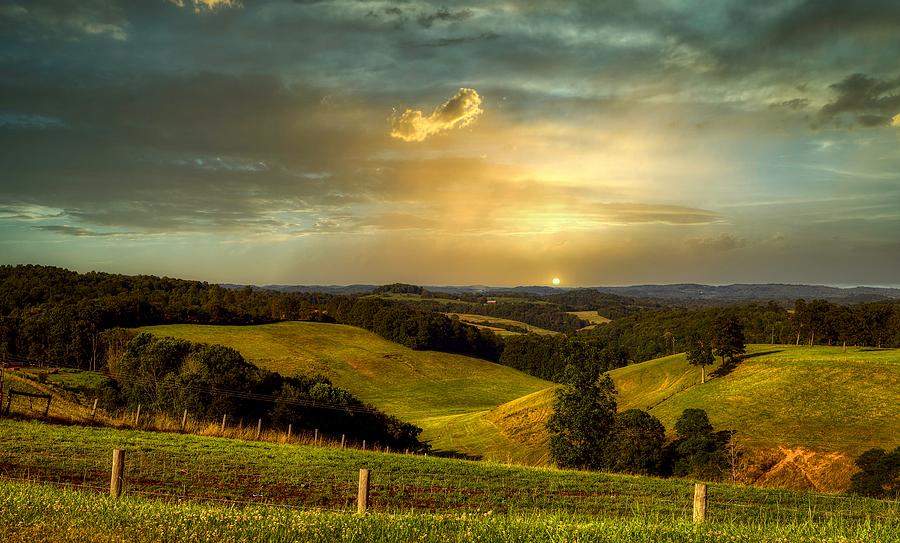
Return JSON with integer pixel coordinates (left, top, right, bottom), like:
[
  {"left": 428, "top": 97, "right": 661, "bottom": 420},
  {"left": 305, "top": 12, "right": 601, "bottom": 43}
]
[
  {"left": 140, "top": 322, "right": 552, "bottom": 461},
  {"left": 140, "top": 323, "right": 900, "bottom": 472}
]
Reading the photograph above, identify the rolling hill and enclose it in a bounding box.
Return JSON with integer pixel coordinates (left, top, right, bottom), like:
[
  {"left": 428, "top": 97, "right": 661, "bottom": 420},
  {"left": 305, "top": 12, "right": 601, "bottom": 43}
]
[
  {"left": 140, "top": 323, "right": 900, "bottom": 489},
  {"left": 140, "top": 322, "right": 553, "bottom": 462},
  {"left": 483, "top": 345, "right": 900, "bottom": 490}
]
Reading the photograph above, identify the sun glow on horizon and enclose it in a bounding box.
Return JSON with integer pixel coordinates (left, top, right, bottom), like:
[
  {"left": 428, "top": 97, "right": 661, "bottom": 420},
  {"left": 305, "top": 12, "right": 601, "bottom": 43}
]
[{"left": 552, "top": 277, "right": 561, "bottom": 285}]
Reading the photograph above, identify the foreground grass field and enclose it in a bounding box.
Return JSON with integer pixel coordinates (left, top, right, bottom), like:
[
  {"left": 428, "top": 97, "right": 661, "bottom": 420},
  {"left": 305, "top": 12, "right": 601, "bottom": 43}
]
[
  {"left": 140, "top": 322, "right": 552, "bottom": 461},
  {"left": 0, "top": 419, "right": 896, "bottom": 532},
  {"left": 3, "top": 480, "right": 897, "bottom": 543}
]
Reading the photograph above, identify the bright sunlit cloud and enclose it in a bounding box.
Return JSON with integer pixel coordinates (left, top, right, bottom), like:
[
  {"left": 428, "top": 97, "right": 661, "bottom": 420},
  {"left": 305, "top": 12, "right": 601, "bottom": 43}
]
[{"left": 390, "top": 88, "right": 483, "bottom": 142}]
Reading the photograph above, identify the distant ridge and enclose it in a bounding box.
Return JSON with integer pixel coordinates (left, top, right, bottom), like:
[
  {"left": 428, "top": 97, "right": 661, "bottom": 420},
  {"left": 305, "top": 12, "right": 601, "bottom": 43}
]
[{"left": 224, "top": 282, "right": 900, "bottom": 305}]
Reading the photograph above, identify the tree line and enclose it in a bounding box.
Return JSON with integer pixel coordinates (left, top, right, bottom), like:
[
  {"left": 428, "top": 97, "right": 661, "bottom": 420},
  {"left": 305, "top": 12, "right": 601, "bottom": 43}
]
[{"left": 0, "top": 266, "right": 503, "bottom": 369}]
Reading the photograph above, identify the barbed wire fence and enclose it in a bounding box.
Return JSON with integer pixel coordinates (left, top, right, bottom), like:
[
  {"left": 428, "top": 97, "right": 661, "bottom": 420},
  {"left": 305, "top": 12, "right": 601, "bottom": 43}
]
[{"left": 0, "top": 442, "right": 897, "bottom": 525}]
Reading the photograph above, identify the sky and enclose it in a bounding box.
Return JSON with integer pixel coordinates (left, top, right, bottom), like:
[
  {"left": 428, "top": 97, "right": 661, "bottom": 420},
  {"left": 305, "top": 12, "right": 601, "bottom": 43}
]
[{"left": 1, "top": 0, "right": 899, "bottom": 287}]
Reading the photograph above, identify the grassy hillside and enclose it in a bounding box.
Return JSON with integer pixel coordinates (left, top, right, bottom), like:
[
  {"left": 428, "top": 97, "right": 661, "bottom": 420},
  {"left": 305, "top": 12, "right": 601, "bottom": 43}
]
[
  {"left": 474, "top": 345, "right": 900, "bottom": 490},
  {"left": 646, "top": 346, "right": 900, "bottom": 455},
  {"left": 140, "top": 322, "right": 551, "bottom": 460},
  {"left": 485, "top": 345, "right": 900, "bottom": 455},
  {"left": 135, "top": 324, "right": 900, "bottom": 485}
]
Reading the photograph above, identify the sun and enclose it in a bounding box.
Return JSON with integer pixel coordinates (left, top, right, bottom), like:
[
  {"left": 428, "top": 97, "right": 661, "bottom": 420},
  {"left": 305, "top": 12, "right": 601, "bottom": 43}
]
[{"left": 552, "top": 277, "right": 561, "bottom": 285}]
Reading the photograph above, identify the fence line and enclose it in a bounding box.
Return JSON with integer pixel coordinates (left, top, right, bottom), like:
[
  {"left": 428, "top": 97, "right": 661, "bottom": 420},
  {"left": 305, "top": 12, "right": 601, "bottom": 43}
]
[{"left": 1, "top": 446, "right": 897, "bottom": 525}]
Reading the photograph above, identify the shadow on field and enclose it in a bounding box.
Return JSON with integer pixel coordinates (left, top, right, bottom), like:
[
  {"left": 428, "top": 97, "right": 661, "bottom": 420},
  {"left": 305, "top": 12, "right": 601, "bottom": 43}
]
[
  {"left": 428, "top": 449, "right": 482, "bottom": 461},
  {"left": 741, "top": 349, "right": 784, "bottom": 360},
  {"left": 710, "top": 349, "right": 782, "bottom": 379}
]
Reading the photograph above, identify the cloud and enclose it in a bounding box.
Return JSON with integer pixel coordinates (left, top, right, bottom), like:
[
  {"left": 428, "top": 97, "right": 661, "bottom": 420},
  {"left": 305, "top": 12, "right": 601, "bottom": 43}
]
[
  {"left": 390, "top": 88, "right": 483, "bottom": 142},
  {"left": 0, "top": 113, "right": 67, "bottom": 129},
  {"left": 819, "top": 73, "right": 900, "bottom": 127},
  {"left": 33, "top": 225, "right": 116, "bottom": 237},
  {"left": 686, "top": 233, "right": 747, "bottom": 252},
  {"left": 169, "top": 0, "right": 241, "bottom": 13},
  {"left": 0, "top": 2, "right": 129, "bottom": 41},
  {"left": 417, "top": 7, "right": 473, "bottom": 29}
]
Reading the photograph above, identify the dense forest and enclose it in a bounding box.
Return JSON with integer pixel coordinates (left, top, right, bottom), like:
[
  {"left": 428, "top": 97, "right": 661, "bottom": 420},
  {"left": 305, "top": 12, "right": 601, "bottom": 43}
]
[
  {"left": 0, "top": 265, "right": 502, "bottom": 369},
  {"left": 3, "top": 266, "right": 899, "bottom": 387}
]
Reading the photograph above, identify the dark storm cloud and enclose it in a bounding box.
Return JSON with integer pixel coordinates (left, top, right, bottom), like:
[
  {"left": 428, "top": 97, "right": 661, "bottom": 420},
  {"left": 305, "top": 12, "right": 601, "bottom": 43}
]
[
  {"left": 766, "top": 0, "right": 900, "bottom": 49},
  {"left": 0, "top": 65, "right": 390, "bottom": 234},
  {"left": 818, "top": 73, "right": 900, "bottom": 127}
]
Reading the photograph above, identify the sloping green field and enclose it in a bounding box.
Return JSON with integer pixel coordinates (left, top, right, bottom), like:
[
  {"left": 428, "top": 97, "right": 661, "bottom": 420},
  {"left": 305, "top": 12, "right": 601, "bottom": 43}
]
[
  {"left": 141, "top": 322, "right": 551, "bottom": 460},
  {"left": 478, "top": 345, "right": 900, "bottom": 476}
]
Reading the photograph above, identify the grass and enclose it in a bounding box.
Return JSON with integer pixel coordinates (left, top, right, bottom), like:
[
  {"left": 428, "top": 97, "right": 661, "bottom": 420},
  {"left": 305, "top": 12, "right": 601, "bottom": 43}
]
[
  {"left": 137, "top": 324, "right": 900, "bottom": 477},
  {"left": 3, "top": 481, "right": 898, "bottom": 543},
  {"left": 0, "top": 419, "right": 896, "bottom": 528},
  {"left": 443, "top": 312, "right": 558, "bottom": 335},
  {"left": 569, "top": 310, "right": 612, "bottom": 330},
  {"left": 139, "top": 322, "right": 552, "bottom": 458},
  {"left": 482, "top": 345, "right": 900, "bottom": 458},
  {"left": 644, "top": 345, "right": 900, "bottom": 455}
]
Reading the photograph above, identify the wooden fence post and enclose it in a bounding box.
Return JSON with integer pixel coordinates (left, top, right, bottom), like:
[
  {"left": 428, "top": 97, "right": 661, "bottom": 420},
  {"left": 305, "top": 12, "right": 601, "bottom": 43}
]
[
  {"left": 256, "top": 419, "right": 262, "bottom": 440},
  {"left": 110, "top": 449, "right": 125, "bottom": 497},
  {"left": 341, "top": 434, "right": 345, "bottom": 449},
  {"left": 134, "top": 404, "right": 141, "bottom": 427},
  {"left": 362, "top": 439, "right": 366, "bottom": 450},
  {"left": 357, "top": 468, "right": 370, "bottom": 515},
  {"left": 287, "top": 424, "right": 292, "bottom": 440},
  {"left": 693, "top": 483, "right": 707, "bottom": 524},
  {"left": 91, "top": 399, "right": 98, "bottom": 420},
  {"left": 43, "top": 395, "right": 52, "bottom": 418},
  {"left": 181, "top": 410, "right": 188, "bottom": 433},
  {"left": 221, "top": 413, "right": 227, "bottom": 434},
  {"left": 314, "top": 428, "right": 318, "bottom": 445}
]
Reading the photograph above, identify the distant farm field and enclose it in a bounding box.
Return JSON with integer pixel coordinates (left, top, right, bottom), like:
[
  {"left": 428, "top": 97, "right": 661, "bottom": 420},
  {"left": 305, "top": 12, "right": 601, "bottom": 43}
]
[
  {"left": 568, "top": 310, "right": 612, "bottom": 330},
  {"left": 140, "top": 322, "right": 552, "bottom": 461},
  {"left": 443, "top": 313, "right": 558, "bottom": 335}
]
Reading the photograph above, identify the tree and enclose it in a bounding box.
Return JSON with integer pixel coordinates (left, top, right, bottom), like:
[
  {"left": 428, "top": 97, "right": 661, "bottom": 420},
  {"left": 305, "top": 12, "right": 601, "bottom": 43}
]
[
  {"left": 849, "top": 447, "right": 900, "bottom": 498},
  {"left": 685, "top": 336, "right": 715, "bottom": 384},
  {"left": 712, "top": 315, "right": 745, "bottom": 366},
  {"left": 671, "top": 408, "right": 728, "bottom": 480},
  {"left": 605, "top": 409, "right": 666, "bottom": 475},
  {"left": 547, "top": 363, "right": 617, "bottom": 470}
]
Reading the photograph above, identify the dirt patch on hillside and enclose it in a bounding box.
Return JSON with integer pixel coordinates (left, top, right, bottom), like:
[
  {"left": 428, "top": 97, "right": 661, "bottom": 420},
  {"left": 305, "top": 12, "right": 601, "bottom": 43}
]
[{"left": 741, "top": 446, "right": 857, "bottom": 492}]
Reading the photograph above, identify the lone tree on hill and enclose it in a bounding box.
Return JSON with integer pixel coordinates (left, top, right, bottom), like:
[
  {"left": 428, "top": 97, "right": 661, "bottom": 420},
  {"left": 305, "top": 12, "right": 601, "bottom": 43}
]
[
  {"left": 686, "top": 336, "right": 715, "bottom": 384},
  {"left": 547, "top": 362, "right": 617, "bottom": 471},
  {"left": 712, "top": 315, "right": 746, "bottom": 366}
]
